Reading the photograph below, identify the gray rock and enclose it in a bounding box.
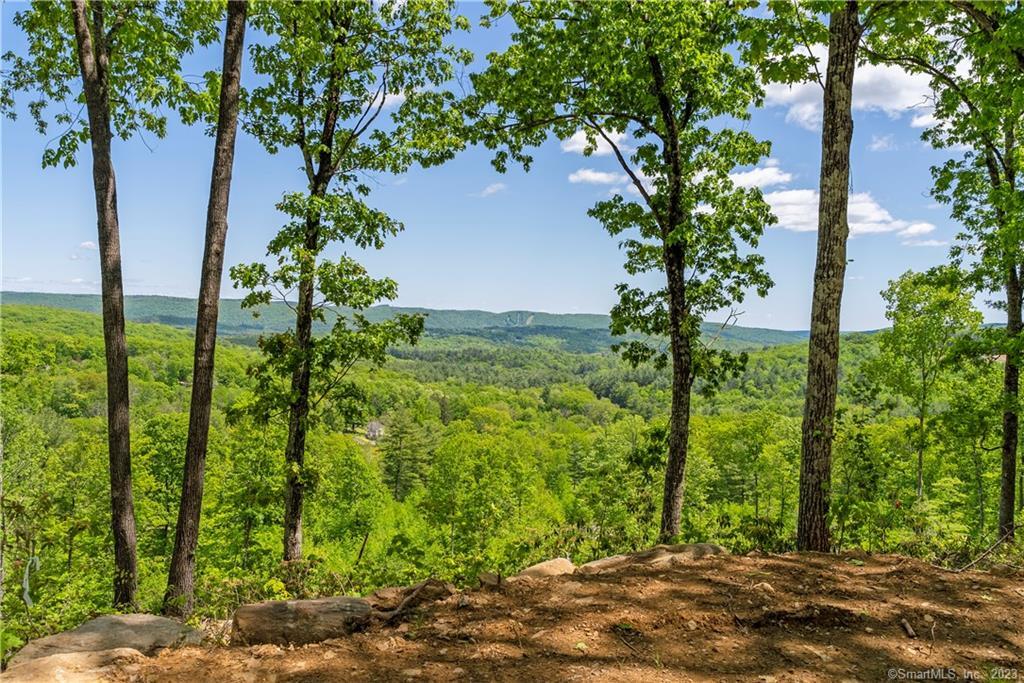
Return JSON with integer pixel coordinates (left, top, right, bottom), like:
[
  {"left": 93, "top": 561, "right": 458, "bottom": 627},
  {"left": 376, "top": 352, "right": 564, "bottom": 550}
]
[
  {"left": 4, "top": 647, "right": 146, "bottom": 682},
  {"left": 8, "top": 613, "right": 199, "bottom": 668},
  {"left": 577, "top": 543, "right": 727, "bottom": 574},
  {"left": 232, "top": 596, "right": 372, "bottom": 645},
  {"left": 511, "top": 557, "right": 576, "bottom": 580}
]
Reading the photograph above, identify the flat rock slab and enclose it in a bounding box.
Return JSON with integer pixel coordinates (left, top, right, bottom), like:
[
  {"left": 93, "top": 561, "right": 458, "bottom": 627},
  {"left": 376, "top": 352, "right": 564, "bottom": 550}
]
[
  {"left": 232, "top": 596, "right": 372, "bottom": 645},
  {"left": 8, "top": 613, "right": 200, "bottom": 668},
  {"left": 4, "top": 647, "right": 146, "bottom": 682},
  {"left": 512, "top": 557, "right": 576, "bottom": 580},
  {"left": 578, "top": 543, "right": 727, "bottom": 575}
]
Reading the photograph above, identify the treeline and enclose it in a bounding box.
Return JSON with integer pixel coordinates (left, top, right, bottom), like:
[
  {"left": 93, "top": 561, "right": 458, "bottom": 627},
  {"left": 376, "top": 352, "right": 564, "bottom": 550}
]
[{"left": 0, "top": 0, "right": 1021, "bottom": 660}]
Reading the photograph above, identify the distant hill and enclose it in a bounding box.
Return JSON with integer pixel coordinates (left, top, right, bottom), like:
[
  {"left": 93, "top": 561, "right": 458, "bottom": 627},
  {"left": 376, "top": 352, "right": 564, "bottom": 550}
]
[{"left": 1, "top": 291, "right": 809, "bottom": 352}]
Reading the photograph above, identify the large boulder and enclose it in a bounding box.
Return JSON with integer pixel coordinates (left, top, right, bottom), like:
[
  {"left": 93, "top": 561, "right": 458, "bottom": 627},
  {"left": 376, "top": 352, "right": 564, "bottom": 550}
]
[
  {"left": 232, "top": 596, "right": 372, "bottom": 645},
  {"left": 511, "top": 557, "right": 576, "bottom": 580},
  {"left": 7, "top": 613, "right": 200, "bottom": 669},
  {"left": 4, "top": 647, "right": 146, "bottom": 682},
  {"left": 578, "top": 543, "right": 727, "bottom": 575}
]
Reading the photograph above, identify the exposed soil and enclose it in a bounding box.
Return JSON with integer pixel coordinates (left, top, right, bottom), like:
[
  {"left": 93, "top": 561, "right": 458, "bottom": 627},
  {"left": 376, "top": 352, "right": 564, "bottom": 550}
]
[{"left": 115, "top": 552, "right": 1023, "bottom": 682}]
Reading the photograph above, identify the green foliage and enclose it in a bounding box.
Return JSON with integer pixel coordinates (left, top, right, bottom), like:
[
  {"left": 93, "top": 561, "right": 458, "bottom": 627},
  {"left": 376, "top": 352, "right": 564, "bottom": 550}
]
[
  {"left": 0, "top": 1, "right": 221, "bottom": 167},
  {"left": 469, "top": 0, "right": 775, "bottom": 385},
  {"left": 4, "top": 302, "right": 1010, "bottom": 662},
  {"left": 379, "top": 411, "right": 433, "bottom": 501}
]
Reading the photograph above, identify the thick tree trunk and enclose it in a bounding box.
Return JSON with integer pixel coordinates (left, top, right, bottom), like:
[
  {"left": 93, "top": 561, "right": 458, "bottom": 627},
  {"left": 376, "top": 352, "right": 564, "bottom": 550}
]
[
  {"left": 797, "top": 3, "right": 860, "bottom": 553},
  {"left": 70, "top": 0, "right": 137, "bottom": 608},
  {"left": 660, "top": 242, "right": 694, "bottom": 541},
  {"left": 164, "top": 0, "right": 247, "bottom": 618},
  {"left": 998, "top": 265, "right": 1021, "bottom": 538}
]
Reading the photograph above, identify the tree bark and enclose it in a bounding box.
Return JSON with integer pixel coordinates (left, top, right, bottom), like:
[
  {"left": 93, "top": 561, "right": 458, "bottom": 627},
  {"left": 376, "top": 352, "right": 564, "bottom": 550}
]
[
  {"left": 70, "top": 0, "right": 138, "bottom": 608},
  {"left": 998, "top": 264, "right": 1021, "bottom": 538},
  {"left": 660, "top": 242, "right": 694, "bottom": 541},
  {"left": 164, "top": 0, "right": 247, "bottom": 617},
  {"left": 797, "top": 2, "right": 860, "bottom": 553},
  {"left": 282, "top": 209, "right": 321, "bottom": 563}
]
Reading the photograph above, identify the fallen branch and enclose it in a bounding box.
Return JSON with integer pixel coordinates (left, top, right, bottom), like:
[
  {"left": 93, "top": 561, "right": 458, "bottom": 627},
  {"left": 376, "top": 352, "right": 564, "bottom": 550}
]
[
  {"left": 616, "top": 632, "right": 642, "bottom": 656},
  {"left": 927, "top": 527, "right": 1014, "bottom": 574},
  {"left": 956, "top": 528, "right": 1014, "bottom": 573},
  {"left": 380, "top": 579, "right": 432, "bottom": 624}
]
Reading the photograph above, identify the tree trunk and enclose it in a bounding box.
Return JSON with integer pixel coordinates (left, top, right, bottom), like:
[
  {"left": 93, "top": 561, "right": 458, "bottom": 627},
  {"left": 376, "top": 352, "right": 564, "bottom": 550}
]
[
  {"left": 282, "top": 210, "right": 321, "bottom": 563},
  {"left": 917, "top": 405, "right": 926, "bottom": 500},
  {"left": 660, "top": 242, "right": 694, "bottom": 541},
  {"left": 70, "top": 0, "right": 138, "bottom": 608},
  {"left": 164, "top": 0, "right": 247, "bottom": 618},
  {"left": 998, "top": 264, "right": 1021, "bottom": 538},
  {"left": 797, "top": 3, "right": 859, "bottom": 553}
]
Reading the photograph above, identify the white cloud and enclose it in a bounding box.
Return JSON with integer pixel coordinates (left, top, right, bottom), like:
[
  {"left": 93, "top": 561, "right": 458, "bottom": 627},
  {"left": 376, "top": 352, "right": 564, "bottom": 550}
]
[
  {"left": 79, "top": 241, "right": 97, "bottom": 250},
  {"left": 729, "top": 159, "right": 793, "bottom": 189},
  {"left": 765, "top": 45, "right": 934, "bottom": 131},
  {"left": 765, "top": 188, "right": 936, "bottom": 239},
  {"left": 902, "top": 238, "right": 948, "bottom": 247},
  {"left": 472, "top": 182, "right": 506, "bottom": 198},
  {"left": 70, "top": 278, "right": 86, "bottom": 284},
  {"left": 367, "top": 90, "right": 406, "bottom": 109},
  {"left": 910, "top": 112, "right": 937, "bottom": 128},
  {"left": 898, "top": 222, "right": 936, "bottom": 237},
  {"left": 868, "top": 134, "right": 896, "bottom": 151},
  {"left": 561, "top": 130, "right": 630, "bottom": 156},
  {"left": 569, "top": 168, "right": 627, "bottom": 185},
  {"left": 763, "top": 189, "right": 819, "bottom": 232}
]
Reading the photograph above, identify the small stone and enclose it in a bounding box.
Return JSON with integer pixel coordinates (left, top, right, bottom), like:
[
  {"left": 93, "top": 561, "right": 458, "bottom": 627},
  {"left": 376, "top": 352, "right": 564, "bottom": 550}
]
[
  {"left": 401, "top": 668, "right": 422, "bottom": 677},
  {"left": 686, "top": 620, "right": 698, "bottom": 631},
  {"left": 923, "top": 614, "right": 934, "bottom": 623},
  {"left": 753, "top": 582, "right": 775, "bottom": 593}
]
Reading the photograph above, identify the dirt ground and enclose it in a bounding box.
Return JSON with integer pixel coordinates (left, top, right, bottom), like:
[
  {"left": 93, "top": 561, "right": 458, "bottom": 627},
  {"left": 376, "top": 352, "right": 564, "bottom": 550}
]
[{"left": 114, "top": 552, "right": 1023, "bottom": 682}]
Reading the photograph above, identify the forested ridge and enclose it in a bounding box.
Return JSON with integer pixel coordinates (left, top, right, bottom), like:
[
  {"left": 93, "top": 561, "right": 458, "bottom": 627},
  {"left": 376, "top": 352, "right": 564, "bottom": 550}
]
[
  {"left": 0, "top": 292, "right": 810, "bottom": 351},
  {"left": 1, "top": 0, "right": 1022, "bottom": 677}
]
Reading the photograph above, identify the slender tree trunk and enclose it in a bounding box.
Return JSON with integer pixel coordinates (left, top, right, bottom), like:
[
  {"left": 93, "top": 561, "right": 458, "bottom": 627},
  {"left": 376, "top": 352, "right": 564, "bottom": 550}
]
[
  {"left": 282, "top": 207, "right": 321, "bottom": 562},
  {"left": 973, "top": 445, "right": 985, "bottom": 537},
  {"left": 70, "top": 0, "right": 137, "bottom": 607},
  {"left": 660, "top": 242, "right": 694, "bottom": 541},
  {"left": 998, "top": 264, "right": 1021, "bottom": 538},
  {"left": 164, "top": 0, "right": 247, "bottom": 618},
  {"left": 917, "top": 399, "right": 926, "bottom": 500},
  {"left": 797, "top": 3, "right": 859, "bottom": 553}
]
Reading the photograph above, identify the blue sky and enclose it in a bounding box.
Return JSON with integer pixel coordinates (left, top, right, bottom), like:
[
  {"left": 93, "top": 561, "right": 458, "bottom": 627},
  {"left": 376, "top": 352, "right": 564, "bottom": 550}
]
[{"left": 1, "top": 4, "right": 988, "bottom": 330}]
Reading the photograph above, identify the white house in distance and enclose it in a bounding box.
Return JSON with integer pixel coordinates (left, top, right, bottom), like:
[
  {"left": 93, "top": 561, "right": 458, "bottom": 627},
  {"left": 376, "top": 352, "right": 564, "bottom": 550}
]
[{"left": 366, "top": 420, "right": 385, "bottom": 442}]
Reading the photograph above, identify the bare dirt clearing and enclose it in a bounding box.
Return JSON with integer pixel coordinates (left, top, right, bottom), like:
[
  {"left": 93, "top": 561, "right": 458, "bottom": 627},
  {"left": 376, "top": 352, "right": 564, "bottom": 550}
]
[{"left": 115, "top": 552, "right": 1023, "bottom": 682}]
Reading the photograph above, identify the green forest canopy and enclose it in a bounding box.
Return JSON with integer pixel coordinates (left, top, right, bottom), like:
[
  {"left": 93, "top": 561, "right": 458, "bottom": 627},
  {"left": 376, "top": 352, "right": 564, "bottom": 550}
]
[{"left": 0, "top": 301, "right": 1004, "bottom": 653}]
